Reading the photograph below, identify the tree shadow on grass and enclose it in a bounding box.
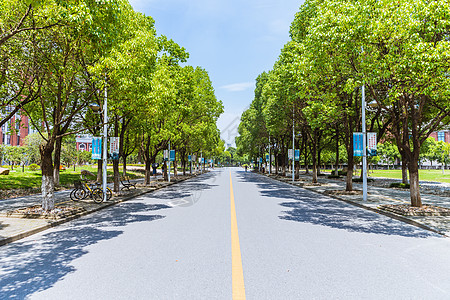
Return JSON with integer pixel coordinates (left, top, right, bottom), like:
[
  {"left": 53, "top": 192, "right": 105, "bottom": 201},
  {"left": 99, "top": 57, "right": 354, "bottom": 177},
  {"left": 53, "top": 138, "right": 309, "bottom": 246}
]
[
  {"left": 0, "top": 202, "right": 170, "bottom": 299},
  {"left": 237, "top": 171, "right": 437, "bottom": 238}
]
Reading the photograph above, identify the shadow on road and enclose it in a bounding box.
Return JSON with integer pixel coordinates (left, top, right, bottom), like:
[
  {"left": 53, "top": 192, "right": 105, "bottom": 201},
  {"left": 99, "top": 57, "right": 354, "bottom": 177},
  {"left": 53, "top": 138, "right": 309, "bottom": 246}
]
[
  {"left": 147, "top": 172, "right": 220, "bottom": 207},
  {"left": 0, "top": 202, "right": 170, "bottom": 299},
  {"left": 236, "top": 171, "right": 436, "bottom": 238}
]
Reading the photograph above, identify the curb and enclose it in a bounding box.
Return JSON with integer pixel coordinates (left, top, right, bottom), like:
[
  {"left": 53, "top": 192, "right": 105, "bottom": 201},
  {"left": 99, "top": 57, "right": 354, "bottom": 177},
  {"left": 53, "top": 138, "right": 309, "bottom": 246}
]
[
  {"left": 261, "top": 173, "right": 449, "bottom": 238},
  {"left": 0, "top": 174, "right": 200, "bottom": 247}
]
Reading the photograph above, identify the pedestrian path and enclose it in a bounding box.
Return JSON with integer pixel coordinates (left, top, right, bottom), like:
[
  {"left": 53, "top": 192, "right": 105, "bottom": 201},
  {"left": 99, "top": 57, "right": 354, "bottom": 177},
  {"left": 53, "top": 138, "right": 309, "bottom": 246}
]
[
  {"left": 0, "top": 174, "right": 197, "bottom": 246},
  {"left": 266, "top": 172, "right": 450, "bottom": 236}
]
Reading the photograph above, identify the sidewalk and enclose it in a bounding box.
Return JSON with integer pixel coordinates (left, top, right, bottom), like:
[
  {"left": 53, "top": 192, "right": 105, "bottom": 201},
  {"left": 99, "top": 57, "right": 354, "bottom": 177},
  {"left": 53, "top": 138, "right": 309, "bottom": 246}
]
[
  {"left": 0, "top": 174, "right": 199, "bottom": 246},
  {"left": 265, "top": 172, "right": 450, "bottom": 237}
]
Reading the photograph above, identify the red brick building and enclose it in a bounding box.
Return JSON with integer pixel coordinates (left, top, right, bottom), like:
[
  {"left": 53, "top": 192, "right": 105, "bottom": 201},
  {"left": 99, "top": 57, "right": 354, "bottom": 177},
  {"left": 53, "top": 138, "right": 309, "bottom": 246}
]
[{"left": 0, "top": 113, "right": 34, "bottom": 146}]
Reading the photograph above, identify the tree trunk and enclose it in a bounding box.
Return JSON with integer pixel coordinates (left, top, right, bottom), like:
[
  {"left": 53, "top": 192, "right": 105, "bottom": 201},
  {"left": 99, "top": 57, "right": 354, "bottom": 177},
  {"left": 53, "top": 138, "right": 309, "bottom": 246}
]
[
  {"left": 113, "top": 160, "right": 120, "bottom": 192},
  {"left": 346, "top": 139, "right": 354, "bottom": 192},
  {"left": 145, "top": 159, "right": 151, "bottom": 185},
  {"left": 409, "top": 159, "right": 422, "bottom": 207},
  {"left": 53, "top": 136, "right": 62, "bottom": 187},
  {"left": 401, "top": 152, "right": 408, "bottom": 184},
  {"left": 97, "top": 160, "right": 102, "bottom": 183},
  {"left": 122, "top": 156, "right": 127, "bottom": 177},
  {"left": 40, "top": 142, "right": 55, "bottom": 211},
  {"left": 312, "top": 130, "right": 318, "bottom": 184},
  {"left": 163, "top": 161, "right": 168, "bottom": 181},
  {"left": 335, "top": 128, "right": 339, "bottom": 176},
  {"left": 174, "top": 159, "right": 178, "bottom": 177}
]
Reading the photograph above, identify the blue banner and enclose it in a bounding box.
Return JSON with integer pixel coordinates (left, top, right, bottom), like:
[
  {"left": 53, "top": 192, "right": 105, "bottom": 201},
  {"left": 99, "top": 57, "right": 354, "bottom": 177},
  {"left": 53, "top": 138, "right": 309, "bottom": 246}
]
[
  {"left": 294, "top": 149, "right": 300, "bottom": 161},
  {"left": 91, "top": 137, "right": 102, "bottom": 160},
  {"left": 169, "top": 150, "right": 175, "bottom": 162},
  {"left": 353, "top": 133, "right": 363, "bottom": 156}
]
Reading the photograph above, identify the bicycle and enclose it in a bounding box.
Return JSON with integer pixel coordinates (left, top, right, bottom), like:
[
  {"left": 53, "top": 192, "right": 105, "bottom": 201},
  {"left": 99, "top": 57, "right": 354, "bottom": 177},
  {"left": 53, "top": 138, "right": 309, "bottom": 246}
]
[{"left": 70, "top": 179, "right": 112, "bottom": 203}]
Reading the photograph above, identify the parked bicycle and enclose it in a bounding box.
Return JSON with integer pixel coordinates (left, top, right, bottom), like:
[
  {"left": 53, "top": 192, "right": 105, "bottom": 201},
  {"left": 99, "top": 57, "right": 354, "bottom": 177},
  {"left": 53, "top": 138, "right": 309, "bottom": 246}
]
[{"left": 70, "top": 179, "right": 112, "bottom": 203}]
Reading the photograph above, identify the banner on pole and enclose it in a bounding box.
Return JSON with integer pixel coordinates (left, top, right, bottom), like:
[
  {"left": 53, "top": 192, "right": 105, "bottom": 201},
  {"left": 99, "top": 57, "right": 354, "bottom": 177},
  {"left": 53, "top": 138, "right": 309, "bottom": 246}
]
[
  {"left": 367, "top": 132, "right": 377, "bottom": 156},
  {"left": 294, "top": 149, "right": 300, "bottom": 161},
  {"left": 91, "top": 137, "right": 102, "bottom": 160},
  {"left": 164, "top": 150, "right": 169, "bottom": 161},
  {"left": 109, "top": 137, "right": 119, "bottom": 160},
  {"left": 353, "top": 132, "right": 363, "bottom": 156},
  {"left": 288, "top": 149, "right": 294, "bottom": 160},
  {"left": 169, "top": 150, "right": 175, "bottom": 162},
  {"left": 188, "top": 155, "right": 191, "bottom": 162},
  {"left": 266, "top": 154, "right": 269, "bottom": 161}
]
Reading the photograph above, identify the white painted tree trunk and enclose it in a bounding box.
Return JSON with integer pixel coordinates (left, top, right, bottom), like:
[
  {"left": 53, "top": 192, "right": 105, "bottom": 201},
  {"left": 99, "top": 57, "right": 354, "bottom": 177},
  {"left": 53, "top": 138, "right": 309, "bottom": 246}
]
[{"left": 41, "top": 174, "right": 55, "bottom": 211}]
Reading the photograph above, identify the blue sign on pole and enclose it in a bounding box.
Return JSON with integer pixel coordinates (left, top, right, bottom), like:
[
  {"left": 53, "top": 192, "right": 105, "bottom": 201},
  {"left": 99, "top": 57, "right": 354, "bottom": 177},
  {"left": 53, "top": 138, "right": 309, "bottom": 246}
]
[
  {"left": 259, "top": 157, "right": 262, "bottom": 163},
  {"left": 92, "top": 137, "right": 102, "bottom": 160},
  {"left": 266, "top": 154, "right": 269, "bottom": 161},
  {"left": 353, "top": 132, "right": 363, "bottom": 156},
  {"left": 201, "top": 157, "right": 205, "bottom": 163},
  {"left": 188, "top": 155, "right": 191, "bottom": 162},
  {"left": 169, "top": 150, "right": 175, "bottom": 162},
  {"left": 294, "top": 149, "right": 300, "bottom": 161}
]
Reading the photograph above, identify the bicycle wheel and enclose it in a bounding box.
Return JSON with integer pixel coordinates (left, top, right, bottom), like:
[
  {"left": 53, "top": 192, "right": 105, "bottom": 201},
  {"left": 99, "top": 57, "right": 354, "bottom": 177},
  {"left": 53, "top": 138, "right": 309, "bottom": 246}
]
[
  {"left": 70, "top": 189, "right": 79, "bottom": 201},
  {"left": 105, "top": 187, "right": 112, "bottom": 201},
  {"left": 75, "top": 189, "right": 87, "bottom": 200},
  {"left": 92, "top": 188, "right": 104, "bottom": 203}
]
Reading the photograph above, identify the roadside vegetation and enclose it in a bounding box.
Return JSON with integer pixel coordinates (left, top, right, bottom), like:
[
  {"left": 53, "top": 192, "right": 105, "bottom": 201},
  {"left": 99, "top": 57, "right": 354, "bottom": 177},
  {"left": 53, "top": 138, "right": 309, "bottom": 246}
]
[
  {"left": 0, "top": 0, "right": 224, "bottom": 210},
  {"left": 236, "top": 0, "right": 450, "bottom": 207}
]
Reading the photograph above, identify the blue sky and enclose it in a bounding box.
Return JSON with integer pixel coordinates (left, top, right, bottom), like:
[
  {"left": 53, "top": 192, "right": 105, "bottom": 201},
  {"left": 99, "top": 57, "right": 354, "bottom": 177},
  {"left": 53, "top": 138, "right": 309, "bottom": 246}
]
[{"left": 128, "top": 0, "right": 304, "bottom": 147}]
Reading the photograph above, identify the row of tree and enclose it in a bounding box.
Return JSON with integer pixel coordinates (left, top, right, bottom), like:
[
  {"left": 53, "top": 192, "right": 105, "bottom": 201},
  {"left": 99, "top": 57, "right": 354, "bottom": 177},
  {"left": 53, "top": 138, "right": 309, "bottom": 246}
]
[
  {"left": 237, "top": 0, "right": 450, "bottom": 207},
  {"left": 0, "top": 0, "right": 223, "bottom": 210}
]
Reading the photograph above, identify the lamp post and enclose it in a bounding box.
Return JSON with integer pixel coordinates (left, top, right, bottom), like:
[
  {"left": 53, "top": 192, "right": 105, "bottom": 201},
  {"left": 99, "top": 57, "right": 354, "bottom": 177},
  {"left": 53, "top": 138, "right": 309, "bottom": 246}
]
[
  {"left": 292, "top": 108, "right": 295, "bottom": 183},
  {"left": 362, "top": 84, "right": 367, "bottom": 202},
  {"left": 89, "top": 82, "right": 108, "bottom": 202}
]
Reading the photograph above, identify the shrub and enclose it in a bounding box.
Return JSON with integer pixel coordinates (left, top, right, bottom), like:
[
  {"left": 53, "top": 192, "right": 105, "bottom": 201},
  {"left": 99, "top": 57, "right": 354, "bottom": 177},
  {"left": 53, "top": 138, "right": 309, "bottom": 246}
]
[
  {"left": 353, "top": 178, "right": 374, "bottom": 182},
  {"left": 390, "top": 182, "right": 410, "bottom": 189},
  {"left": 29, "top": 164, "right": 40, "bottom": 171}
]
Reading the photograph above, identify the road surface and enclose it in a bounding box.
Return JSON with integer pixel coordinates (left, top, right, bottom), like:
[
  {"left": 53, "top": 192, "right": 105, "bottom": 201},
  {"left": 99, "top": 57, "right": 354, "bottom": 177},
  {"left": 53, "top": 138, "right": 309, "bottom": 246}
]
[{"left": 1, "top": 168, "right": 450, "bottom": 299}]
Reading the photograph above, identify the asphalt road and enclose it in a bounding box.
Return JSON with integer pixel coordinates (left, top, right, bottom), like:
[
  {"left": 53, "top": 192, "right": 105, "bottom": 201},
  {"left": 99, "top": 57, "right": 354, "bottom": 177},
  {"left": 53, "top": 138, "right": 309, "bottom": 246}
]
[{"left": 1, "top": 168, "right": 450, "bottom": 299}]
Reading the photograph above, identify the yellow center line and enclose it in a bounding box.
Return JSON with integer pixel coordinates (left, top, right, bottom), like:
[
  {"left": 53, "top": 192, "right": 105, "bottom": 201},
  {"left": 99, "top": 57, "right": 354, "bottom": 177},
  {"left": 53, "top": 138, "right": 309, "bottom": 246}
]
[{"left": 230, "top": 172, "right": 246, "bottom": 300}]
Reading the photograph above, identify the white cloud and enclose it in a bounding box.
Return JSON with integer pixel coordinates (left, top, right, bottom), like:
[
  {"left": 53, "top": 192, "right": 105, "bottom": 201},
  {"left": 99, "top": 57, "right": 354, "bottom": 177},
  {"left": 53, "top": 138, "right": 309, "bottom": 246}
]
[{"left": 220, "top": 82, "right": 254, "bottom": 92}]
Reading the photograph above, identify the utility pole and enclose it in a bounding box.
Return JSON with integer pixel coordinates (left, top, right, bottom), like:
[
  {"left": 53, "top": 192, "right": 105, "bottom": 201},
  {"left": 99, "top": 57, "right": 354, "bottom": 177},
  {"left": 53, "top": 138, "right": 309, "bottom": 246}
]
[
  {"left": 102, "top": 76, "right": 108, "bottom": 202},
  {"left": 292, "top": 107, "right": 295, "bottom": 183},
  {"left": 168, "top": 140, "right": 171, "bottom": 183}
]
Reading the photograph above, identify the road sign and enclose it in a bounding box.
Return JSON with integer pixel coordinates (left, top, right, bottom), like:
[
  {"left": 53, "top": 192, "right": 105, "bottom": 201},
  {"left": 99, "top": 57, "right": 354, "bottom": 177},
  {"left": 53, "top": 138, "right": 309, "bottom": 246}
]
[
  {"left": 109, "top": 137, "right": 119, "bottom": 160},
  {"left": 169, "top": 150, "right": 175, "bottom": 162},
  {"left": 294, "top": 149, "right": 300, "bottom": 161},
  {"left": 353, "top": 132, "right": 363, "bottom": 156},
  {"left": 367, "top": 132, "right": 377, "bottom": 156},
  {"left": 91, "top": 137, "right": 102, "bottom": 160},
  {"left": 288, "top": 149, "right": 294, "bottom": 160}
]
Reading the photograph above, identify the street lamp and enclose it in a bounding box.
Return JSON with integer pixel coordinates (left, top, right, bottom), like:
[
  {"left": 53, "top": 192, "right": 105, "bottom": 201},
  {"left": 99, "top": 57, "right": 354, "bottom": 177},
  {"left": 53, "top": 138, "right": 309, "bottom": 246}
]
[{"left": 89, "top": 81, "right": 108, "bottom": 202}]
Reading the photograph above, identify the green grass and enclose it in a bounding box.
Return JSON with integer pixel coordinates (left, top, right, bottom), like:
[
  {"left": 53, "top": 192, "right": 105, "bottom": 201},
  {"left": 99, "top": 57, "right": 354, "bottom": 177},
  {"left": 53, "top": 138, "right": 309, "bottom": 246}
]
[
  {"left": 303, "top": 168, "right": 450, "bottom": 184},
  {"left": 0, "top": 165, "right": 144, "bottom": 190},
  {"left": 368, "top": 169, "right": 450, "bottom": 184}
]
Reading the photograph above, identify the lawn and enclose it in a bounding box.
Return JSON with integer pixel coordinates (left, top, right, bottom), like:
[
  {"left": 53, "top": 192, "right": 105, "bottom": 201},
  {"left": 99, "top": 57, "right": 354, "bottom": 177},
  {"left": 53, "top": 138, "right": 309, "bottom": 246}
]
[
  {"left": 362, "top": 169, "right": 450, "bottom": 184},
  {"left": 0, "top": 165, "right": 144, "bottom": 190}
]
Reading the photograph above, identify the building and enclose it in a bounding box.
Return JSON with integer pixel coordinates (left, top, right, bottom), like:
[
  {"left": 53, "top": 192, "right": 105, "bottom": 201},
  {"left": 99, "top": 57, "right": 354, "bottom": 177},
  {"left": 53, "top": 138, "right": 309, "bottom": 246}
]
[
  {"left": 75, "top": 135, "right": 93, "bottom": 151},
  {"left": 0, "top": 112, "right": 37, "bottom": 146},
  {"left": 429, "top": 130, "right": 450, "bottom": 143}
]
